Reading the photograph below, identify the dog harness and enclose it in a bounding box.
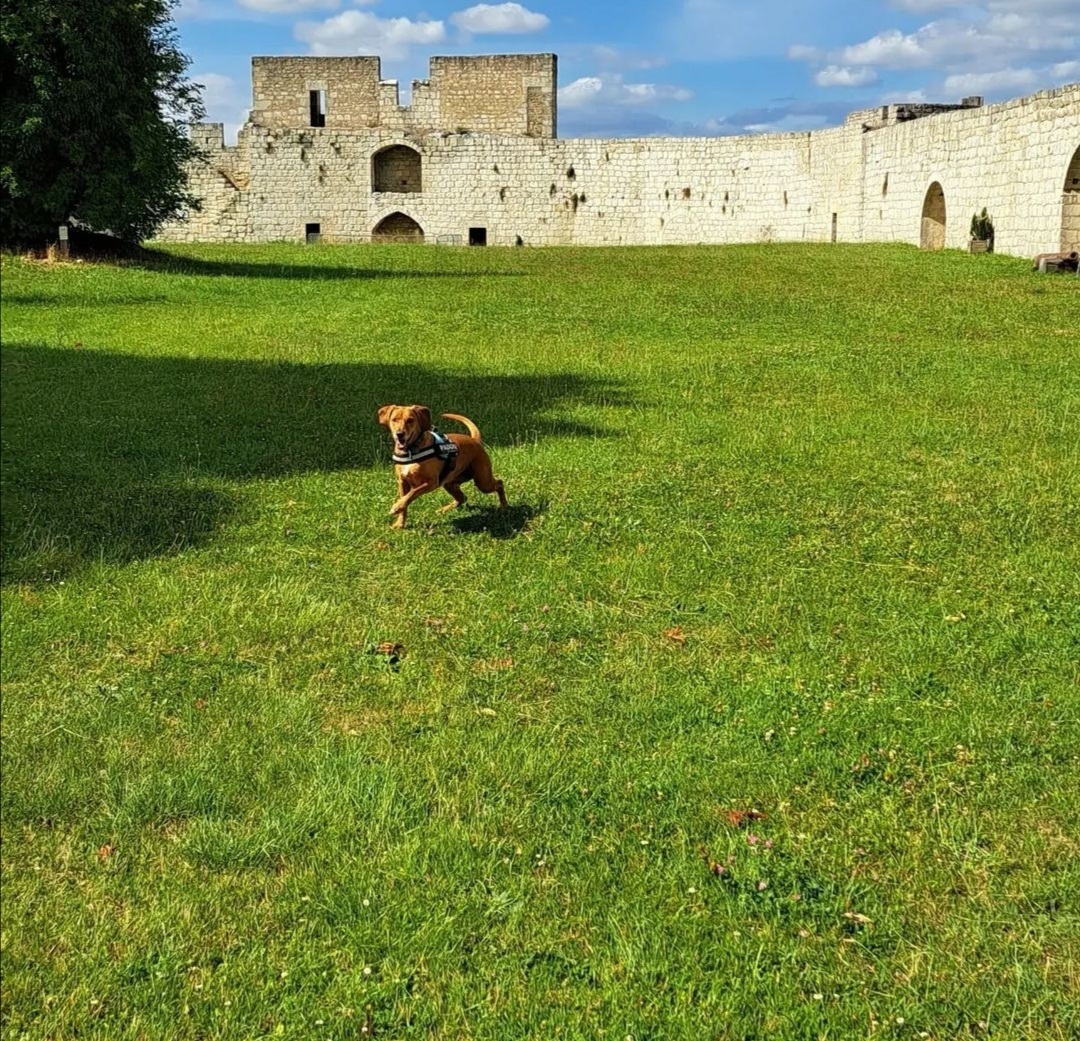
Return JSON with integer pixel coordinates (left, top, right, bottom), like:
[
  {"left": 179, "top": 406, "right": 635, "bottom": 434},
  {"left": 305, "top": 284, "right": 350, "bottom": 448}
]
[{"left": 392, "top": 430, "right": 460, "bottom": 482}]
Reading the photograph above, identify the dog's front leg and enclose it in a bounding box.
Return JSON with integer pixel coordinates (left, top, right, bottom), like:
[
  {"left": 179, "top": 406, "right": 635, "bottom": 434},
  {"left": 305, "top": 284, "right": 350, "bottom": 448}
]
[{"left": 390, "top": 481, "right": 437, "bottom": 528}]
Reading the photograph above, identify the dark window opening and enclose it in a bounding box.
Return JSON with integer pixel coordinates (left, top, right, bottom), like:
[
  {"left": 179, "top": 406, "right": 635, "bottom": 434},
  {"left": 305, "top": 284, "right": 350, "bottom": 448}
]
[
  {"left": 305, "top": 222, "right": 321, "bottom": 243},
  {"left": 468, "top": 227, "right": 487, "bottom": 246},
  {"left": 309, "top": 90, "right": 327, "bottom": 128},
  {"left": 831, "top": 213, "right": 838, "bottom": 243}
]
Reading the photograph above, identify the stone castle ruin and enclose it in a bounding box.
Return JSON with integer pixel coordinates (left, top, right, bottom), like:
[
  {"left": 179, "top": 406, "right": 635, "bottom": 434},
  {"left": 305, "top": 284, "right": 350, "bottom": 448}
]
[{"left": 160, "top": 54, "right": 1080, "bottom": 259}]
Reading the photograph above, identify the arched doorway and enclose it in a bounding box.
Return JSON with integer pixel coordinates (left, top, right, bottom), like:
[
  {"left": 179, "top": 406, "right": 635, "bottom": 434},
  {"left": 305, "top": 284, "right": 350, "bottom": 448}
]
[
  {"left": 372, "top": 145, "right": 422, "bottom": 193},
  {"left": 1062, "top": 146, "right": 1080, "bottom": 252},
  {"left": 920, "top": 182, "right": 946, "bottom": 250},
  {"left": 371, "top": 212, "right": 424, "bottom": 243}
]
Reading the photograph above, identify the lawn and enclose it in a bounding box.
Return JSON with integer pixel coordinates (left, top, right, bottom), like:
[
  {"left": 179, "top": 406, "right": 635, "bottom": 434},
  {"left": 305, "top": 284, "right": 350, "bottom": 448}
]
[{"left": 1, "top": 242, "right": 1077, "bottom": 1040}]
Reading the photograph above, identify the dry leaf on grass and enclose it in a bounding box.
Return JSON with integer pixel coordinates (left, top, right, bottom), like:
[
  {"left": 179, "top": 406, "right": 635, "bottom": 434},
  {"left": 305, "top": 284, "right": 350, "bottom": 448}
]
[
  {"left": 663, "top": 626, "right": 687, "bottom": 645},
  {"left": 725, "top": 809, "right": 767, "bottom": 828},
  {"left": 843, "top": 911, "right": 873, "bottom": 927},
  {"left": 369, "top": 642, "right": 404, "bottom": 664}
]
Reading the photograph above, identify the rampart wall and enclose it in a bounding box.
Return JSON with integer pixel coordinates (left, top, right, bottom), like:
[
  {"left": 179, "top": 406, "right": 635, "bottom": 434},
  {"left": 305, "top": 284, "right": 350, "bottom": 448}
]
[{"left": 159, "top": 57, "right": 1080, "bottom": 260}]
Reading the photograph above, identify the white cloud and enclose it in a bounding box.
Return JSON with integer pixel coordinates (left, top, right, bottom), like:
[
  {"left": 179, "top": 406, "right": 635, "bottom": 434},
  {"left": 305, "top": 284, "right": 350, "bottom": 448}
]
[
  {"left": 559, "top": 76, "right": 604, "bottom": 108},
  {"left": 788, "top": 44, "right": 825, "bottom": 61},
  {"left": 450, "top": 3, "right": 549, "bottom": 35},
  {"left": 192, "top": 72, "right": 249, "bottom": 145},
  {"left": 840, "top": 25, "right": 960, "bottom": 69},
  {"left": 295, "top": 11, "right": 446, "bottom": 60},
  {"left": 880, "top": 88, "right": 930, "bottom": 103},
  {"left": 196, "top": 72, "right": 238, "bottom": 108},
  {"left": 744, "top": 113, "right": 832, "bottom": 133},
  {"left": 623, "top": 82, "right": 694, "bottom": 103},
  {"left": 787, "top": 1, "right": 1080, "bottom": 99},
  {"left": 558, "top": 74, "right": 693, "bottom": 109},
  {"left": 837, "top": 6, "right": 1079, "bottom": 71},
  {"left": 942, "top": 67, "right": 1039, "bottom": 93},
  {"left": 237, "top": 0, "right": 343, "bottom": 12},
  {"left": 814, "top": 64, "right": 878, "bottom": 87}
]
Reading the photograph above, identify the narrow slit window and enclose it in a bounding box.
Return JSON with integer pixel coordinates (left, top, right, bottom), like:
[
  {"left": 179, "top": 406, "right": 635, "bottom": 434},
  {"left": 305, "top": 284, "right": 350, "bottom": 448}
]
[{"left": 309, "top": 90, "right": 327, "bottom": 128}]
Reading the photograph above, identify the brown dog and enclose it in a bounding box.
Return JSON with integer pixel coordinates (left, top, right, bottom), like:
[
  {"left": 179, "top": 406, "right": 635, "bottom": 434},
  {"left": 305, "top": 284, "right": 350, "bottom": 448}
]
[{"left": 377, "top": 405, "right": 507, "bottom": 528}]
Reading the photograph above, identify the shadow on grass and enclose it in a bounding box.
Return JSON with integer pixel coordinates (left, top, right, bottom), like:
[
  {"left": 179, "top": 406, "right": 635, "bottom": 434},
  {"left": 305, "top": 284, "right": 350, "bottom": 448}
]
[
  {"left": 449, "top": 500, "right": 545, "bottom": 540},
  {"left": 136, "top": 249, "right": 524, "bottom": 281},
  {"left": 49, "top": 233, "right": 522, "bottom": 282},
  {"left": 1, "top": 345, "right": 623, "bottom": 582}
]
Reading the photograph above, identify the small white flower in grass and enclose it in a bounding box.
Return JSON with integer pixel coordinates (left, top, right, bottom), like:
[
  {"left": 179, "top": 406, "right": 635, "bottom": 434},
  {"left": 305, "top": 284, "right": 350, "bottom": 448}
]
[
  {"left": 896, "top": 1017, "right": 905, "bottom": 1025},
  {"left": 813, "top": 993, "right": 824, "bottom": 1001},
  {"left": 687, "top": 887, "right": 696, "bottom": 894},
  {"left": 363, "top": 966, "right": 372, "bottom": 976},
  {"left": 362, "top": 898, "right": 370, "bottom": 906},
  {"left": 757, "top": 880, "right": 768, "bottom": 890}
]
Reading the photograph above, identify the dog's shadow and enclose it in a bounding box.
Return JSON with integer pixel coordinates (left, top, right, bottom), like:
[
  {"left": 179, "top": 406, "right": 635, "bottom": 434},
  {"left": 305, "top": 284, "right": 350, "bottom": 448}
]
[{"left": 448, "top": 500, "right": 545, "bottom": 540}]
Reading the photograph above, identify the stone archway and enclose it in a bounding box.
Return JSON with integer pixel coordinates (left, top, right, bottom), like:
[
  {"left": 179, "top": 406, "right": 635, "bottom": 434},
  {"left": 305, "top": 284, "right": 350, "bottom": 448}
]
[
  {"left": 372, "top": 144, "right": 422, "bottom": 193},
  {"left": 371, "top": 212, "right": 424, "bottom": 243},
  {"left": 1062, "top": 146, "right": 1080, "bottom": 253},
  {"left": 920, "top": 181, "right": 946, "bottom": 250}
]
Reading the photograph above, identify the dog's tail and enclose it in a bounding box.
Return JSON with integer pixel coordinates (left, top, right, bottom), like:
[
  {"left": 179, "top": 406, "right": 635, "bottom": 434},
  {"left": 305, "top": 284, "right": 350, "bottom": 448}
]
[{"left": 442, "top": 413, "right": 482, "bottom": 440}]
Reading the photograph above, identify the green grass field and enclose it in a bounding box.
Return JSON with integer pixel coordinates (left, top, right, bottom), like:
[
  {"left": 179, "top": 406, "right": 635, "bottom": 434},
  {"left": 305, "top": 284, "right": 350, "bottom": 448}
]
[{"left": 1, "top": 242, "right": 1078, "bottom": 1040}]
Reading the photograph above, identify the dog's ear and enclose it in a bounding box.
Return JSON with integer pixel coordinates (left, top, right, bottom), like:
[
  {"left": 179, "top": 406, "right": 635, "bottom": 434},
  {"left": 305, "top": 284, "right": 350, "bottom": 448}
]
[
  {"left": 412, "top": 405, "right": 432, "bottom": 431},
  {"left": 377, "top": 405, "right": 394, "bottom": 427}
]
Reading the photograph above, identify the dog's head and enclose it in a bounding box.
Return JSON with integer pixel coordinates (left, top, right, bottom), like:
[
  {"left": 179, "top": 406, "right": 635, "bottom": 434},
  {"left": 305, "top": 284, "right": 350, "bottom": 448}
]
[{"left": 377, "top": 404, "right": 432, "bottom": 453}]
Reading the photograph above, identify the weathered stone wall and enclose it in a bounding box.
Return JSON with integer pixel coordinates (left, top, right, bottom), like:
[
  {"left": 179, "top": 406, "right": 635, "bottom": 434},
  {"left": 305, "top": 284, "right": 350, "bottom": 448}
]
[
  {"left": 859, "top": 84, "right": 1080, "bottom": 258},
  {"left": 428, "top": 54, "right": 556, "bottom": 138},
  {"left": 251, "top": 57, "right": 382, "bottom": 130},
  {"left": 249, "top": 53, "right": 556, "bottom": 138},
  {"left": 158, "top": 59, "right": 1079, "bottom": 261}
]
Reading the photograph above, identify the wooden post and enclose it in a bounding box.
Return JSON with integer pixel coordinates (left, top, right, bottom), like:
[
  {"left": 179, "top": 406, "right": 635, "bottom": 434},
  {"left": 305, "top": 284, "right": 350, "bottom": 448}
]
[{"left": 57, "top": 224, "right": 70, "bottom": 258}]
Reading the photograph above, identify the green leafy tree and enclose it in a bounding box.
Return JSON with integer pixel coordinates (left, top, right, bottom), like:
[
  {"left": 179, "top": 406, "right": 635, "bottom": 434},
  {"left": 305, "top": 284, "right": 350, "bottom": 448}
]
[{"left": 1, "top": 0, "right": 203, "bottom": 247}]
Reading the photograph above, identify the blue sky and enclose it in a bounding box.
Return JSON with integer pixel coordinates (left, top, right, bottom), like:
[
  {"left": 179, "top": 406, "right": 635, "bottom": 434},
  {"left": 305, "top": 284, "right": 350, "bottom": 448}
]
[{"left": 175, "top": 0, "right": 1080, "bottom": 141}]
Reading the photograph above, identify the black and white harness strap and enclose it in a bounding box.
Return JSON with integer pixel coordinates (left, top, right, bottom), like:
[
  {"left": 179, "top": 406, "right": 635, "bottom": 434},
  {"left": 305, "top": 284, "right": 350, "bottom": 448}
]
[{"left": 392, "top": 430, "right": 460, "bottom": 481}]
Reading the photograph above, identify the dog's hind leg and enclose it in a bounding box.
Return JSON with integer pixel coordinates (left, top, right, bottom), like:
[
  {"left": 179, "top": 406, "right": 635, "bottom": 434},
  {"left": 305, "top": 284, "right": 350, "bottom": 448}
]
[
  {"left": 472, "top": 457, "right": 507, "bottom": 508},
  {"left": 438, "top": 482, "right": 467, "bottom": 513}
]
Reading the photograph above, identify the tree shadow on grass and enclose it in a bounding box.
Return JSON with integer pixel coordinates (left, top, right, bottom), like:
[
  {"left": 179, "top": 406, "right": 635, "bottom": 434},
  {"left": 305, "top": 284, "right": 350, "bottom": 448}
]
[
  {"left": 1, "top": 344, "right": 624, "bottom": 583},
  {"left": 57, "top": 233, "right": 523, "bottom": 282},
  {"left": 135, "top": 249, "right": 524, "bottom": 281}
]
